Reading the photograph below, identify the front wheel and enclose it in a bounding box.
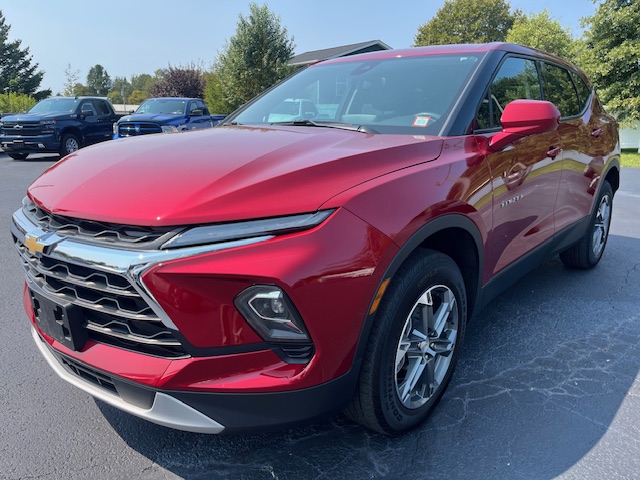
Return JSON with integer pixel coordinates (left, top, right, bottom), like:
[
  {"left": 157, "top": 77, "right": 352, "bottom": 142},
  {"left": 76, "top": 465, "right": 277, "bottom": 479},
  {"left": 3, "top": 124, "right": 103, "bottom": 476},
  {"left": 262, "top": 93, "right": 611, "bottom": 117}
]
[
  {"left": 8, "top": 152, "right": 29, "bottom": 160},
  {"left": 59, "top": 133, "right": 80, "bottom": 157},
  {"left": 345, "top": 249, "right": 467, "bottom": 434},
  {"left": 560, "top": 180, "right": 613, "bottom": 269}
]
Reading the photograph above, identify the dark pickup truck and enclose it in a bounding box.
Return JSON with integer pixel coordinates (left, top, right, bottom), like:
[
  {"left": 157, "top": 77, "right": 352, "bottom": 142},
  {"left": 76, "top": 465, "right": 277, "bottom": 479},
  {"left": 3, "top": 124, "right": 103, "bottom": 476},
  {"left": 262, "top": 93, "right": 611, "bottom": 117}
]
[{"left": 0, "top": 97, "right": 120, "bottom": 159}]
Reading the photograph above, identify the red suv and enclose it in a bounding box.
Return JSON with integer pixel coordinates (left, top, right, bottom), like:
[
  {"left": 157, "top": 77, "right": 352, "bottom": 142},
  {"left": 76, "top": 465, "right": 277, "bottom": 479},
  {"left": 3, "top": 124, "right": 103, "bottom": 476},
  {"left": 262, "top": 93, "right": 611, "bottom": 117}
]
[{"left": 11, "top": 43, "right": 619, "bottom": 435}]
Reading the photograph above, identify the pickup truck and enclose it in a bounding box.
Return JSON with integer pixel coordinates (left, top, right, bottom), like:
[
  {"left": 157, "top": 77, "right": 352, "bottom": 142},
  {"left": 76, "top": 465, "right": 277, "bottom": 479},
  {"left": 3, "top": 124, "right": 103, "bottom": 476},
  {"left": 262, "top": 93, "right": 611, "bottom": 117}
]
[
  {"left": 113, "top": 97, "right": 225, "bottom": 138},
  {"left": 0, "top": 97, "right": 120, "bottom": 160}
]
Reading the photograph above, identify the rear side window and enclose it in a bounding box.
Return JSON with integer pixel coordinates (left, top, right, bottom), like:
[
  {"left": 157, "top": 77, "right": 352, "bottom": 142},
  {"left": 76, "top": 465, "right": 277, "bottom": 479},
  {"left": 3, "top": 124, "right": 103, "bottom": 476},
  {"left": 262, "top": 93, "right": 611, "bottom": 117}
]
[
  {"left": 476, "top": 57, "right": 541, "bottom": 130},
  {"left": 94, "top": 100, "right": 110, "bottom": 116},
  {"left": 541, "top": 63, "right": 581, "bottom": 117},
  {"left": 569, "top": 70, "right": 592, "bottom": 109}
]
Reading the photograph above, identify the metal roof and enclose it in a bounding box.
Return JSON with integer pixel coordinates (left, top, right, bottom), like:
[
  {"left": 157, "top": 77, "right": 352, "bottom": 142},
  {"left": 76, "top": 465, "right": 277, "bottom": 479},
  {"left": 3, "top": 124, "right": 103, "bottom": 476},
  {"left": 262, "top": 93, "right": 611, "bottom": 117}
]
[{"left": 289, "top": 40, "right": 392, "bottom": 66}]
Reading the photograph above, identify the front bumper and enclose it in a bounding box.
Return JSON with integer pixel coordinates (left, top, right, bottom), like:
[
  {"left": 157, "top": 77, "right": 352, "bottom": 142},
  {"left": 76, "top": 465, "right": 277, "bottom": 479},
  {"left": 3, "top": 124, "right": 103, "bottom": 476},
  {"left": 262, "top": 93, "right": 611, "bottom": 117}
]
[
  {"left": 33, "top": 327, "right": 356, "bottom": 432},
  {"left": 33, "top": 327, "right": 224, "bottom": 433},
  {"left": 1, "top": 134, "right": 60, "bottom": 153}
]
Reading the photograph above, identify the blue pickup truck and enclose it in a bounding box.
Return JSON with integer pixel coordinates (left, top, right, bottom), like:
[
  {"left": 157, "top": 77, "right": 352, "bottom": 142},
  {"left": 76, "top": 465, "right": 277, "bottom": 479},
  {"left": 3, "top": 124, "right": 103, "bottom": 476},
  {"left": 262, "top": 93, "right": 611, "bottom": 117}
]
[
  {"left": 113, "top": 98, "right": 225, "bottom": 139},
  {"left": 0, "top": 97, "right": 120, "bottom": 160}
]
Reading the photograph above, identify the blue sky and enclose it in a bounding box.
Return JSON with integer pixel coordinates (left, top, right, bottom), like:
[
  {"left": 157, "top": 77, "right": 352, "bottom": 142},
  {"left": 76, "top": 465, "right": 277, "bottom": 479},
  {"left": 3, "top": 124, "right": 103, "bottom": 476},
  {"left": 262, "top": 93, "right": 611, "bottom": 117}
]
[{"left": 1, "top": 0, "right": 598, "bottom": 95}]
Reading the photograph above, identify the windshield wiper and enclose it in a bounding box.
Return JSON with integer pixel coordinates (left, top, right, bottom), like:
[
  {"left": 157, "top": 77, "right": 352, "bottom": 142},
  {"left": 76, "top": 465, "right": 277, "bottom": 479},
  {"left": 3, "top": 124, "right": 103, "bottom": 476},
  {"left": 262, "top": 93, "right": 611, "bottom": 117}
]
[{"left": 271, "top": 119, "right": 378, "bottom": 134}]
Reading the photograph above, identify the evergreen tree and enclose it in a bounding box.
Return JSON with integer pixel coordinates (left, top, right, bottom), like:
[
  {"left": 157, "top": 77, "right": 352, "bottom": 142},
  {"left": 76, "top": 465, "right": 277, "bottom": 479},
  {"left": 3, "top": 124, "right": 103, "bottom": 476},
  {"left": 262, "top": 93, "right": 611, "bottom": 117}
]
[
  {"left": 0, "top": 10, "right": 48, "bottom": 98},
  {"left": 86, "top": 64, "right": 112, "bottom": 96}
]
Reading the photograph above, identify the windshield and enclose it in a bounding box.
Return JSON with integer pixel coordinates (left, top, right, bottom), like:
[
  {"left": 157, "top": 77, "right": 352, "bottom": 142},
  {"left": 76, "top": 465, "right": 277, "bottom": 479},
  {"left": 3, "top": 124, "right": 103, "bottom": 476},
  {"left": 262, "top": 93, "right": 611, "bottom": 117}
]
[
  {"left": 136, "top": 99, "right": 187, "bottom": 115},
  {"left": 230, "top": 53, "right": 483, "bottom": 134},
  {"left": 29, "top": 98, "right": 80, "bottom": 114}
]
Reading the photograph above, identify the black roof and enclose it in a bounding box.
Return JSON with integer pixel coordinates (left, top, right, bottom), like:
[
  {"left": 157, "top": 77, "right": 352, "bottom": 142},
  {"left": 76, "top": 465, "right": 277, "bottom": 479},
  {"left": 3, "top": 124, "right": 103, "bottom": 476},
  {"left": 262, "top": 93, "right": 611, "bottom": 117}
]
[{"left": 289, "top": 40, "right": 391, "bottom": 66}]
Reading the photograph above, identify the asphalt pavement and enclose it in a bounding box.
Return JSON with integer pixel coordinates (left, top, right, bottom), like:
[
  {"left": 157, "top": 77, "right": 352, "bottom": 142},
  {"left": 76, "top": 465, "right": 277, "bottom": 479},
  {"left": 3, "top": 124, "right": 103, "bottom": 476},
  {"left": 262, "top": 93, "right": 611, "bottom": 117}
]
[{"left": 1, "top": 152, "right": 639, "bottom": 480}]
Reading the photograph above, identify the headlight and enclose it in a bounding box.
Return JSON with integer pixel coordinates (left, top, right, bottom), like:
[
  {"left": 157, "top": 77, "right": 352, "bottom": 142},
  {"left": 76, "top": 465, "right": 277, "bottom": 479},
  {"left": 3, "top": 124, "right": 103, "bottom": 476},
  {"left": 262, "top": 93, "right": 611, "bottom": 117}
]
[
  {"left": 162, "top": 210, "right": 335, "bottom": 249},
  {"left": 235, "top": 285, "right": 310, "bottom": 342},
  {"left": 161, "top": 125, "right": 178, "bottom": 133},
  {"left": 41, "top": 120, "right": 56, "bottom": 125},
  {"left": 113, "top": 123, "right": 119, "bottom": 135}
]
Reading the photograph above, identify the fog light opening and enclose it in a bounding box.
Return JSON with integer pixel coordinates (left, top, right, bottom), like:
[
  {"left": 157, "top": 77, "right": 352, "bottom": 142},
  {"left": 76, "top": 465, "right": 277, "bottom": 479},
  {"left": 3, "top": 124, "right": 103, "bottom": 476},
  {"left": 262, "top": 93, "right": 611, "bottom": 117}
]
[{"left": 235, "top": 286, "right": 310, "bottom": 343}]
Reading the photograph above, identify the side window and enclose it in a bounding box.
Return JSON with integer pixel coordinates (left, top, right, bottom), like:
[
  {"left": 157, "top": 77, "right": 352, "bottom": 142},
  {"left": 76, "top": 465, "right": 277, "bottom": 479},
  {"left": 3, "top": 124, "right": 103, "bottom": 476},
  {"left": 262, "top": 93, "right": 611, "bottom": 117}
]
[
  {"left": 568, "top": 69, "right": 592, "bottom": 110},
  {"left": 80, "top": 101, "right": 97, "bottom": 116},
  {"left": 197, "top": 100, "right": 209, "bottom": 115},
  {"left": 189, "top": 102, "right": 199, "bottom": 114},
  {"left": 541, "top": 63, "right": 581, "bottom": 117},
  {"left": 94, "top": 100, "right": 110, "bottom": 116},
  {"left": 476, "top": 57, "right": 541, "bottom": 130}
]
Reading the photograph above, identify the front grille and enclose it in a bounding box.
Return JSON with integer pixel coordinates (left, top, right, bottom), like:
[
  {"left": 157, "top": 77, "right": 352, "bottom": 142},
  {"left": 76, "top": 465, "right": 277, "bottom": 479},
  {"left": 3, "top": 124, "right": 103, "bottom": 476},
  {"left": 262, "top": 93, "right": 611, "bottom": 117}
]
[
  {"left": 118, "top": 122, "right": 162, "bottom": 136},
  {"left": 1, "top": 121, "right": 44, "bottom": 136},
  {"left": 16, "top": 238, "right": 188, "bottom": 358},
  {"left": 22, "top": 199, "right": 180, "bottom": 250}
]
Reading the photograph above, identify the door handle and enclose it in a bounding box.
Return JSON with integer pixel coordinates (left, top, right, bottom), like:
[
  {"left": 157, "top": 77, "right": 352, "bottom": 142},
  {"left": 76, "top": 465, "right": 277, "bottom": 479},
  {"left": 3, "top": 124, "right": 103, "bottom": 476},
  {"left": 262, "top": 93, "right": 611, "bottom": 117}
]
[
  {"left": 591, "top": 128, "right": 602, "bottom": 138},
  {"left": 546, "top": 146, "right": 561, "bottom": 159}
]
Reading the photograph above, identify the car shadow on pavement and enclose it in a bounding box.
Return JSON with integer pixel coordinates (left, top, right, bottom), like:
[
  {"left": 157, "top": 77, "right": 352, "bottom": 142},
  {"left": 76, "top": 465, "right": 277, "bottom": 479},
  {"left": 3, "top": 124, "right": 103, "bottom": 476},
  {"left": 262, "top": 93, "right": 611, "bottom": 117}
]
[{"left": 97, "top": 234, "right": 640, "bottom": 480}]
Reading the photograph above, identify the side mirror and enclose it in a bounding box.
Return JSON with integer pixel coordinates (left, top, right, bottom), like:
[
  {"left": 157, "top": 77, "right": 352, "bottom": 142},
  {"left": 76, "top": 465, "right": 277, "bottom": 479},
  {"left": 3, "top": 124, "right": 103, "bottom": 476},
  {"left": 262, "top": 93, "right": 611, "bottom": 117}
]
[
  {"left": 80, "top": 109, "right": 94, "bottom": 119},
  {"left": 190, "top": 109, "right": 204, "bottom": 117},
  {"left": 489, "top": 100, "right": 560, "bottom": 151}
]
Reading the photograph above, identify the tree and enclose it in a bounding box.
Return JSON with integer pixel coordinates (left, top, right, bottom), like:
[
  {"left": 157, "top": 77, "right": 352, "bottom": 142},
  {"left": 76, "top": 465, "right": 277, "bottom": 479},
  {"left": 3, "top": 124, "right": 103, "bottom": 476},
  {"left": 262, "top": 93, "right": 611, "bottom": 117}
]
[
  {"left": 211, "top": 3, "right": 295, "bottom": 113},
  {"left": 63, "top": 63, "right": 80, "bottom": 96},
  {"left": 579, "top": 0, "right": 640, "bottom": 123},
  {"left": 0, "top": 91, "right": 36, "bottom": 113},
  {"left": 130, "top": 73, "right": 155, "bottom": 96},
  {"left": 148, "top": 63, "right": 206, "bottom": 98},
  {"left": 86, "top": 64, "right": 112, "bottom": 96},
  {"left": 506, "top": 10, "right": 577, "bottom": 60},
  {"left": 0, "top": 10, "right": 48, "bottom": 97},
  {"left": 414, "top": 0, "right": 521, "bottom": 46},
  {"left": 72, "top": 83, "right": 95, "bottom": 96},
  {"left": 108, "top": 76, "right": 131, "bottom": 103}
]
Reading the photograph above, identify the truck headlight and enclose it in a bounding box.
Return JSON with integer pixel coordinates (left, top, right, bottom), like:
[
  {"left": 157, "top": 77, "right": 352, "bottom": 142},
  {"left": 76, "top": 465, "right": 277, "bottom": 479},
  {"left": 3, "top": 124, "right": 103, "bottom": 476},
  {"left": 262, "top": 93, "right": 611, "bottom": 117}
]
[
  {"left": 113, "top": 123, "right": 119, "bottom": 135},
  {"left": 161, "top": 125, "right": 178, "bottom": 133},
  {"left": 235, "top": 286, "right": 310, "bottom": 342},
  {"left": 41, "top": 120, "right": 56, "bottom": 125}
]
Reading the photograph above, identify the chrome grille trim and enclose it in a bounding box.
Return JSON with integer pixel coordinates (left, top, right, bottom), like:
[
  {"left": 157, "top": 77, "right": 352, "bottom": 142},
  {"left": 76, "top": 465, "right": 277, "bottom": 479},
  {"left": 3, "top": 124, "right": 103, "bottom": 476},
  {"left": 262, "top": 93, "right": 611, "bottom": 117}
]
[
  {"left": 22, "top": 198, "right": 180, "bottom": 249},
  {"left": 12, "top": 205, "right": 274, "bottom": 357}
]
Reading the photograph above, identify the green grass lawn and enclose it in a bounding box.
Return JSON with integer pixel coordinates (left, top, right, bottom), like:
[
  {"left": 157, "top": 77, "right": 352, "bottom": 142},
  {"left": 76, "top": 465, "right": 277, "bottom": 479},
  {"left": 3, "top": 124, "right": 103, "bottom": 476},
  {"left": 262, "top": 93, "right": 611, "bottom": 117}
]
[{"left": 621, "top": 149, "right": 640, "bottom": 168}]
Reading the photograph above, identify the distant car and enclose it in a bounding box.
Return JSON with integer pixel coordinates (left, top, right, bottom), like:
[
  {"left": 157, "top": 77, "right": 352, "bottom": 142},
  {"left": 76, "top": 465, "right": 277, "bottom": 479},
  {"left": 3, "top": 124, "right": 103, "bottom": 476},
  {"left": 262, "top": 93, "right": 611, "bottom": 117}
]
[
  {"left": 113, "top": 97, "right": 225, "bottom": 139},
  {"left": 12, "top": 43, "right": 619, "bottom": 435},
  {"left": 0, "top": 97, "right": 120, "bottom": 159}
]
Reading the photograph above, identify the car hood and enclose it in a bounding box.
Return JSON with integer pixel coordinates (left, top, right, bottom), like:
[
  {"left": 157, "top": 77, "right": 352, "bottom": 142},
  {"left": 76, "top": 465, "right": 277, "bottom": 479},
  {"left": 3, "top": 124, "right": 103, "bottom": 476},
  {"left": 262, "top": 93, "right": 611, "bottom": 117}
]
[
  {"left": 28, "top": 125, "right": 443, "bottom": 226},
  {"left": 120, "top": 113, "right": 184, "bottom": 123},
  {"left": 2, "top": 113, "right": 70, "bottom": 122}
]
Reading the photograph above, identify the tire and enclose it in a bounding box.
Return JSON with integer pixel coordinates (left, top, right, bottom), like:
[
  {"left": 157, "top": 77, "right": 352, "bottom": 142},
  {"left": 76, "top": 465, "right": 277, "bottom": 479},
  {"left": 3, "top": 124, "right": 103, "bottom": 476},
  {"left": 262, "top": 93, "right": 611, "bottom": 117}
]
[
  {"left": 59, "top": 133, "right": 80, "bottom": 157},
  {"left": 346, "top": 249, "right": 467, "bottom": 434},
  {"left": 560, "top": 180, "right": 613, "bottom": 269},
  {"left": 8, "top": 152, "right": 29, "bottom": 160}
]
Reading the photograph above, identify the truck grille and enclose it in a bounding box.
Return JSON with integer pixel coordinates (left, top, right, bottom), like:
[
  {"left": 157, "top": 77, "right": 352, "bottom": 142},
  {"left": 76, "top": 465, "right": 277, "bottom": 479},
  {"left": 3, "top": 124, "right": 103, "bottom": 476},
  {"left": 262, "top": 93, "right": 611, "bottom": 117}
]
[
  {"left": 1, "top": 121, "right": 45, "bottom": 136},
  {"left": 118, "top": 122, "right": 162, "bottom": 136},
  {"left": 22, "top": 199, "right": 180, "bottom": 250},
  {"left": 15, "top": 236, "right": 188, "bottom": 358}
]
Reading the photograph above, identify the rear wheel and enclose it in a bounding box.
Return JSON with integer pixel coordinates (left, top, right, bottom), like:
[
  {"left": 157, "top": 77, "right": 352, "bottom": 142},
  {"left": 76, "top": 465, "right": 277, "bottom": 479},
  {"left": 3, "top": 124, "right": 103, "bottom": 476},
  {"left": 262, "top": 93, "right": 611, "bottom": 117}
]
[
  {"left": 8, "top": 152, "right": 28, "bottom": 160},
  {"left": 59, "top": 133, "right": 80, "bottom": 157},
  {"left": 346, "top": 249, "right": 467, "bottom": 434},
  {"left": 560, "top": 180, "right": 613, "bottom": 269}
]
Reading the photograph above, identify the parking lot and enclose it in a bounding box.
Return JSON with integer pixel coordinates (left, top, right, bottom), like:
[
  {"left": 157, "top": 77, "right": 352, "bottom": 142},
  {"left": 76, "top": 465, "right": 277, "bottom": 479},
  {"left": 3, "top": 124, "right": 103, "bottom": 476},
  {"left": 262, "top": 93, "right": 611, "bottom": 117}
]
[{"left": 1, "top": 152, "right": 640, "bottom": 480}]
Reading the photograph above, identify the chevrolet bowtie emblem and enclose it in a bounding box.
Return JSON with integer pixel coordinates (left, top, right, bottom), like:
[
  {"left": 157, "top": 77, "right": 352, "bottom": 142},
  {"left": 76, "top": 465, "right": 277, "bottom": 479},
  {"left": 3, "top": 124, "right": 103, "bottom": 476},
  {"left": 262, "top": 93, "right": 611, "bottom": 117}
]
[{"left": 24, "top": 234, "right": 46, "bottom": 256}]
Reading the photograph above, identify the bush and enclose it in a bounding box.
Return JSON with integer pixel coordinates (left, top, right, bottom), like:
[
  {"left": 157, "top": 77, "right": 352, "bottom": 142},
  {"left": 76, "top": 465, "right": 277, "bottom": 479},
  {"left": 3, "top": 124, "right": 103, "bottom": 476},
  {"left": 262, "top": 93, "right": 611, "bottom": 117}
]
[{"left": 0, "top": 92, "right": 37, "bottom": 115}]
